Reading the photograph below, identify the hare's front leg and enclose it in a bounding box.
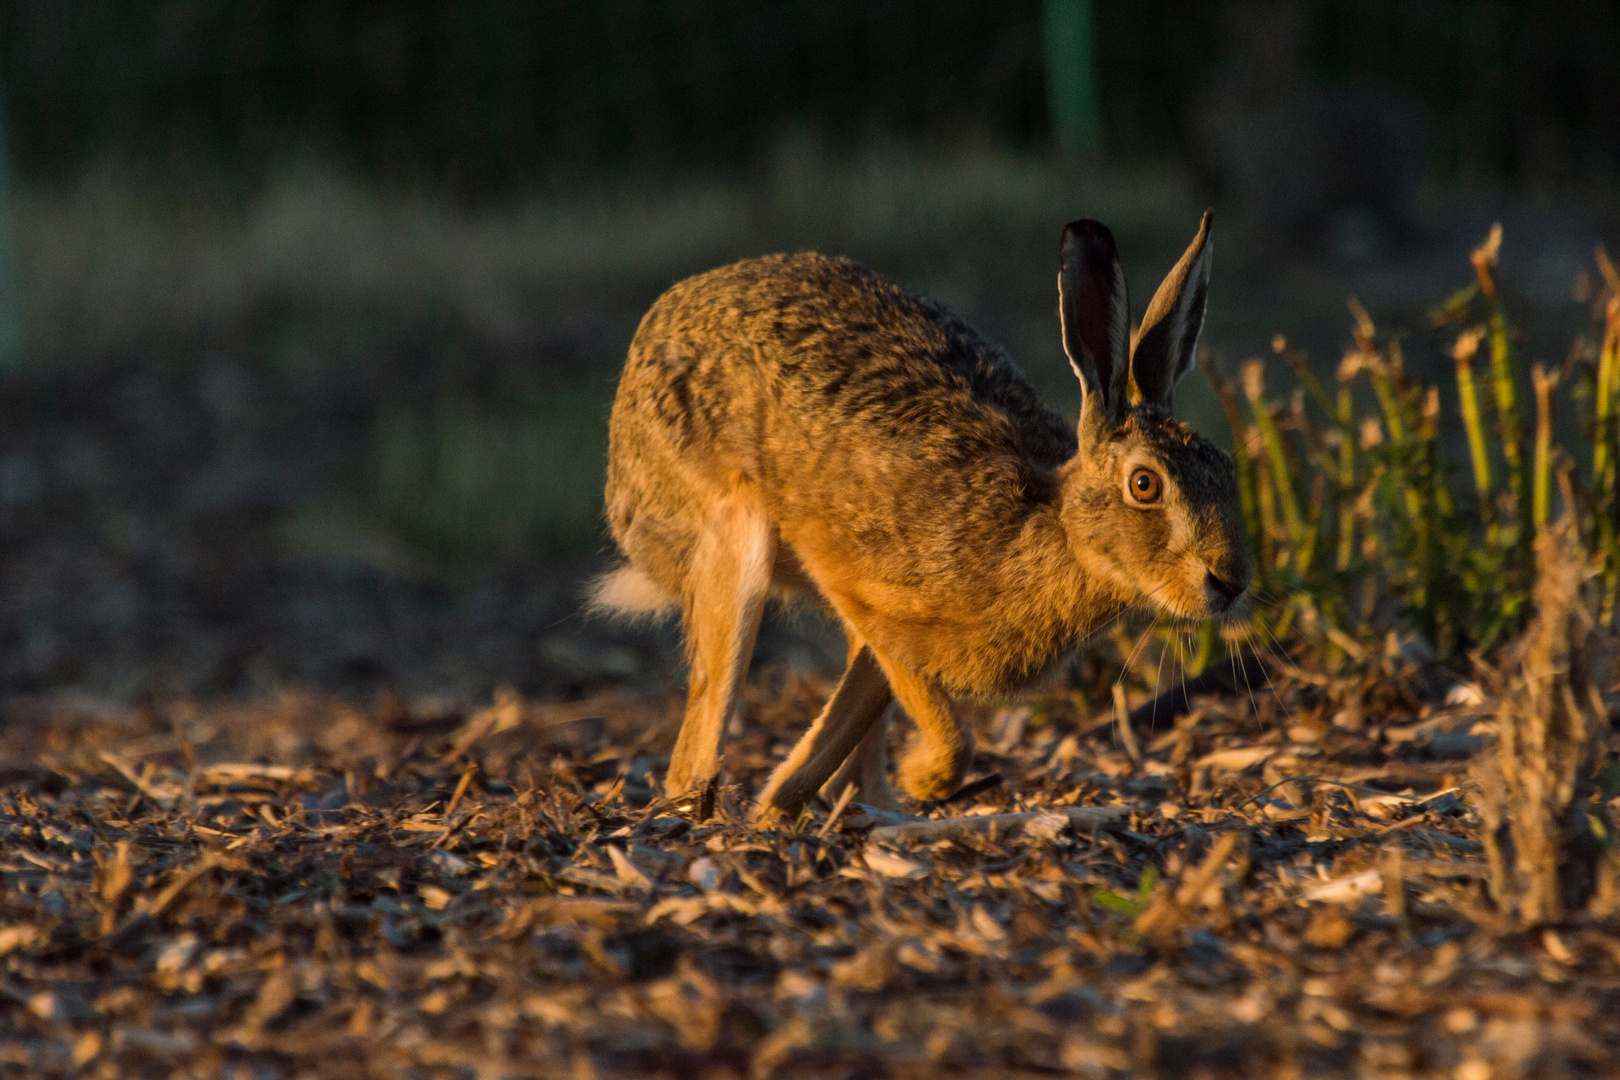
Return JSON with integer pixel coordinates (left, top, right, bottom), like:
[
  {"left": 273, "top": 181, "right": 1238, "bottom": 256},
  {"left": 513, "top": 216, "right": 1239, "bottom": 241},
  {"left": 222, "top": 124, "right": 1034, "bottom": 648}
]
[
  {"left": 754, "top": 642, "right": 893, "bottom": 821},
  {"left": 665, "top": 484, "right": 775, "bottom": 798},
  {"left": 876, "top": 658, "right": 974, "bottom": 801}
]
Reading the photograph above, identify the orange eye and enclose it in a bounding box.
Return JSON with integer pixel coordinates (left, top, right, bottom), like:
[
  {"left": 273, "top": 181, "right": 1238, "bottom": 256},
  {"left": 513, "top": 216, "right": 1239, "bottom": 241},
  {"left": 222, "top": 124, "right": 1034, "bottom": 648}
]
[{"left": 1129, "top": 467, "right": 1162, "bottom": 503}]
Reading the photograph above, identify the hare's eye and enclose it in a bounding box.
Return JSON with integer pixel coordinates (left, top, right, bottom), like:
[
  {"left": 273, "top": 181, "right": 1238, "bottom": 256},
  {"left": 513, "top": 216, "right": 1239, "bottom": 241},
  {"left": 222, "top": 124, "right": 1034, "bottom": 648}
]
[{"left": 1128, "top": 467, "right": 1162, "bottom": 504}]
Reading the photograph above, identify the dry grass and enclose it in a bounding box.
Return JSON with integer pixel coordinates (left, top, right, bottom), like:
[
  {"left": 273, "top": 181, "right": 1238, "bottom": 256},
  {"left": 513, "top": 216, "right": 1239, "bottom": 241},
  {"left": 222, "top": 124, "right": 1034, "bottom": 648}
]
[
  {"left": 2, "top": 632, "right": 1617, "bottom": 1078},
  {"left": 1475, "top": 522, "right": 1619, "bottom": 923}
]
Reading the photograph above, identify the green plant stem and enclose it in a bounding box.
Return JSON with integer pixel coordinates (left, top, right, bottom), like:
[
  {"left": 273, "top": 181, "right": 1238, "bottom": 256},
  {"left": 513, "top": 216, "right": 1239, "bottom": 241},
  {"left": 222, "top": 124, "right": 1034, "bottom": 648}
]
[
  {"left": 1421, "top": 388, "right": 1447, "bottom": 647},
  {"left": 1454, "top": 334, "right": 1495, "bottom": 539},
  {"left": 1601, "top": 300, "right": 1620, "bottom": 623},
  {"left": 1532, "top": 366, "right": 1556, "bottom": 534},
  {"left": 1485, "top": 303, "right": 1529, "bottom": 536},
  {"left": 1256, "top": 441, "right": 1278, "bottom": 576},
  {"left": 1243, "top": 364, "right": 1312, "bottom": 572},
  {"left": 1594, "top": 318, "right": 1616, "bottom": 494},
  {"left": 1280, "top": 346, "right": 1336, "bottom": 418},
  {"left": 1362, "top": 356, "right": 1425, "bottom": 533},
  {"left": 1335, "top": 385, "right": 1356, "bottom": 572},
  {"left": 1364, "top": 360, "right": 1407, "bottom": 448},
  {"left": 1202, "top": 357, "right": 1265, "bottom": 591}
]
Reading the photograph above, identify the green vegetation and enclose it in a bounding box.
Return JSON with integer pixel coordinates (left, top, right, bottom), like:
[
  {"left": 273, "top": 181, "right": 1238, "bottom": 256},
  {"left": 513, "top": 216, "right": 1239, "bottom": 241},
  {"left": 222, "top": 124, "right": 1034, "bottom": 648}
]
[{"left": 1205, "top": 227, "right": 1620, "bottom": 661}]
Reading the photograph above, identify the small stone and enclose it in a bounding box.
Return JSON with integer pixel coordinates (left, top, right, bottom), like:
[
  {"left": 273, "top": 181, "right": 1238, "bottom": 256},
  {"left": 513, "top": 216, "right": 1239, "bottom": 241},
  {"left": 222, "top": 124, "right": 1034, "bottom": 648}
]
[{"left": 687, "top": 856, "right": 721, "bottom": 891}]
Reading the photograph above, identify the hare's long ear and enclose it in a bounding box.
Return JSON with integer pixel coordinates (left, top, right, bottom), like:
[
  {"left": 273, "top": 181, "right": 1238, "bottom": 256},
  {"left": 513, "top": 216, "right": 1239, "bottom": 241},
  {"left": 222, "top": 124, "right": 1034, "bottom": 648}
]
[
  {"left": 1059, "top": 219, "right": 1130, "bottom": 425},
  {"left": 1131, "top": 210, "right": 1213, "bottom": 409}
]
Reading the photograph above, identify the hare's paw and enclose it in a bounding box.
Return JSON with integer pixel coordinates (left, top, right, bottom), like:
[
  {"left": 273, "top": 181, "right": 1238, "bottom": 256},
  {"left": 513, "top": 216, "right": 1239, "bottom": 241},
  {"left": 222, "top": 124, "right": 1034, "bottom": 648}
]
[{"left": 896, "top": 732, "right": 974, "bottom": 802}]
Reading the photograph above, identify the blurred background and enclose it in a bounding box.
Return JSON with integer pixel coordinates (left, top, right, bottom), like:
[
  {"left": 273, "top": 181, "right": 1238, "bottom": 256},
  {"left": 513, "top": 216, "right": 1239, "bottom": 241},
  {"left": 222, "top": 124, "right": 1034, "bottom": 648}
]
[{"left": 0, "top": 0, "right": 1614, "bottom": 708}]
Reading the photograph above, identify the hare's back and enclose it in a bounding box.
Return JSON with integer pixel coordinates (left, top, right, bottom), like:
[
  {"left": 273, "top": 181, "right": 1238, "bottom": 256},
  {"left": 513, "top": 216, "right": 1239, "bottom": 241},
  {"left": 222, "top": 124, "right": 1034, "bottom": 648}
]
[
  {"left": 609, "top": 254, "right": 1076, "bottom": 571},
  {"left": 640, "top": 253, "right": 1076, "bottom": 468}
]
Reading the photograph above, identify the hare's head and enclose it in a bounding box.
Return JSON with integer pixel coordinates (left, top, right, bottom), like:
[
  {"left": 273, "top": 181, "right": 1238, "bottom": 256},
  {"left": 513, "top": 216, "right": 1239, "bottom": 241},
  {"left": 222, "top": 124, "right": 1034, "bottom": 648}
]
[{"left": 1056, "top": 212, "right": 1252, "bottom": 621}]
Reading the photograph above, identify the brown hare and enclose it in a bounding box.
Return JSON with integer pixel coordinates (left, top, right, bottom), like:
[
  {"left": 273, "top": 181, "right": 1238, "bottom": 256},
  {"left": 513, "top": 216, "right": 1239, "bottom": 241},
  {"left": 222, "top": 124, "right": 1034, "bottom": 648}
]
[{"left": 596, "top": 212, "right": 1250, "bottom": 819}]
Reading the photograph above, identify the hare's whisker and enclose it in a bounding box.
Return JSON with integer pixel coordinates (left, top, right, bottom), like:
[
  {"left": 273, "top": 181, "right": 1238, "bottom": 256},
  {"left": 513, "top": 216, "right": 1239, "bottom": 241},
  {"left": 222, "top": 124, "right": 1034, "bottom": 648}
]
[
  {"left": 1178, "top": 626, "right": 1193, "bottom": 703},
  {"left": 1234, "top": 635, "right": 1268, "bottom": 736},
  {"left": 1117, "top": 614, "right": 1160, "bottom": 686},
  {"left": 1088, "top": 577, "right": 1177, "bottom": 656},
  {"left": 1249, "top": 619, "right": 1305, "bottom": 732},
  {"left": 1150, "top": 617, "right": 1170, "bottom": 737}
]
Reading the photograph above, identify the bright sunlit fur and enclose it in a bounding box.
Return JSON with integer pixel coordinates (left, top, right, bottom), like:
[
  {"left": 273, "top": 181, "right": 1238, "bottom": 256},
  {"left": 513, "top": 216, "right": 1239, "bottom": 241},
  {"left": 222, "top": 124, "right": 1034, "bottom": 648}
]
[
  {"left": 596, "top": 212, "right": 1250, "bottom": 817},
  {"left": 588, "top": 565, "right": 678, "bottom": 619}
]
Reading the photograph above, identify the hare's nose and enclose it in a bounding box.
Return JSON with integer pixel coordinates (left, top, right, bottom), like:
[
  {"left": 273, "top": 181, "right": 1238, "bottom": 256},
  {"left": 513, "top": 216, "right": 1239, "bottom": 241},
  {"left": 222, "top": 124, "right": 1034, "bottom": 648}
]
[{"left": 1204, "top": 570, "right": 1246, "bottom": 611}]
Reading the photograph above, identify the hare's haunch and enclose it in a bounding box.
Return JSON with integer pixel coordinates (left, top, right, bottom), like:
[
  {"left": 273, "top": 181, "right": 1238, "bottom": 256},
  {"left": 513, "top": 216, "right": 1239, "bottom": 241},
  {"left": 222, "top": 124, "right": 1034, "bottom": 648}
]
[{"left": 597, "top": 213, "right": 1250, "bottom": 818}]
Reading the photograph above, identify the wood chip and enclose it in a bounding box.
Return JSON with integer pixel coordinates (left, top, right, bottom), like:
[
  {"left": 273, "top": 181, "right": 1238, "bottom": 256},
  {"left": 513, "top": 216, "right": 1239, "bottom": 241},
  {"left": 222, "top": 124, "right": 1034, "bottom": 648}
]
[
  {"left": 861, "top": 846, "right": 930, "bottom": 879},
  {"left": 1196, "top": 747, "right": 1275, "bottom": 772}
]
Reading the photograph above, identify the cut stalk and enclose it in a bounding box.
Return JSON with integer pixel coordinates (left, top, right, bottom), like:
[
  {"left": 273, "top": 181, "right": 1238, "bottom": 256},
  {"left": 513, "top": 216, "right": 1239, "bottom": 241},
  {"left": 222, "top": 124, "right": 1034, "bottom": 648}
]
[
  {"left": 1531, "top": 365, "right": 1557, "bottom": 534},
  {"left": 1396, "top": 388, "right": 1435, "bottom": 637},
  {"left": 1363, "top": 354, "right": 1407, "bottom": 448},
  {"left": 1424, "top": 384, "right": 1456, "bottom": 522},
  {"left": 1335, "top": 377, "right": 1356, "bottom": 573},
  {"left": 1453, "top": 326, "right": 1496, "bottom": 540},
  {"left": 1593, "top": 305, "right": 1616, "bottom": 494},
  {"left": 1255, "top": 432, "right": 1278, "bottom": 573},
  {"left": 1276, "top": 335, "right": 1336, "bottom": 417},
  {"left": 1243, "top": 360, "right": 1311, "bottom": 572},
  {"left": 1419, "top": 388, "right": 1445, "bottom": 647},
  {"left": 1203, "top": 356, "right": 1265, "bottom": 588},
  {"left": 1487, "top": 307, "right": 1526, "bottom": 526},
  {"left": 1600, "top": 290, "right": 1620, "bottom": 623},
  {"left": 1472, "top": 225, "right": 1529, "bottom": 540},
  {"left": 1360, "top": 349, "right": 1425, "bottom": 532}
]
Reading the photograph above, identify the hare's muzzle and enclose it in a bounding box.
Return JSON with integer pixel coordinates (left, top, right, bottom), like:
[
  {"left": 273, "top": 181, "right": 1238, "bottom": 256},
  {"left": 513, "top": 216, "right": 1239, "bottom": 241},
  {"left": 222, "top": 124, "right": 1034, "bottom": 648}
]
[{"left": 1204, "top": 569, "right": 1248, "bottom": 613}]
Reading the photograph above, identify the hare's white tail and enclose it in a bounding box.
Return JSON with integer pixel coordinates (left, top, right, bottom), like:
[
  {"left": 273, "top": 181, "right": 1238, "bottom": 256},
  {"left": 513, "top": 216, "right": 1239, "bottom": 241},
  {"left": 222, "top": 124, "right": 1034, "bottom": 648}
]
[{"left": 588, "top": 565, "right": 679, "bottom": 620}]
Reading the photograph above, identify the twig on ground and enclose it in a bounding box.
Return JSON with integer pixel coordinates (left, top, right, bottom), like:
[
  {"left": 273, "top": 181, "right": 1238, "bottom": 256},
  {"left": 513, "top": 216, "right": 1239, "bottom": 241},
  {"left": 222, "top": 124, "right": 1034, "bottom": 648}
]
[
  {"left": 818, "top": 782, "right": 858, "bottom": 839},
  {"left": 867, "top": 806, "right": 1129, "bottom": 844}
]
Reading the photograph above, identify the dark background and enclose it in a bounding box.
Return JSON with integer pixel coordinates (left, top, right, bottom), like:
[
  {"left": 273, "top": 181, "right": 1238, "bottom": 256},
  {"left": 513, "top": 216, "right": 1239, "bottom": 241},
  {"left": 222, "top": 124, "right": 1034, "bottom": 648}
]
[
  {"left": 5, "top": 1, "right": 1617, "bottom": 188},
  {"left": 0, "top": 0, "right": 1614, "bottom": 708}
]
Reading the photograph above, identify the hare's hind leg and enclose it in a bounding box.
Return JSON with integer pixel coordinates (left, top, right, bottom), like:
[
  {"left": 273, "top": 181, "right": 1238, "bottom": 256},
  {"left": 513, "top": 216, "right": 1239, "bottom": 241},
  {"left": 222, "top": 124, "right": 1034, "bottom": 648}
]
[
  {"left": 817, "top": 629, "right": 902, "bottom": 811},
  {"left": 820, "top": 704, "right": 901, "bottom": 812},
  {"left": 755, "top": 642, "right": 893, "bottom": 821},
  {"left": 665, "top": 483, "right": 775, "bottom": 799}
]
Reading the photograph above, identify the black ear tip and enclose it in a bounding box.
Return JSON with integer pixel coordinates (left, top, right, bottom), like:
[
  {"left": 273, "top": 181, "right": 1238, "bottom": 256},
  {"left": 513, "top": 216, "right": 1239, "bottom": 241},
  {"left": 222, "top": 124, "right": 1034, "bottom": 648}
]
[
  {"left": 1060, "top": 218, "right": 1118, "bottom": 256},
  {"left": 1063, "top": 218, "right": 1114, "bottom": 240},
  {"left": 1197, "top": 209, "right": 1214, "bottom": 235}
]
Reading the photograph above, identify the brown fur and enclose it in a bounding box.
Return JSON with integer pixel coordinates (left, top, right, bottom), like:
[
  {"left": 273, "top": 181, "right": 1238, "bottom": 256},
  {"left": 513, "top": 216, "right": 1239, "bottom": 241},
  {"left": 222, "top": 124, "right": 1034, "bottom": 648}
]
[{"left": 600, "top": 213, "right": 1249, "bottom": 816}]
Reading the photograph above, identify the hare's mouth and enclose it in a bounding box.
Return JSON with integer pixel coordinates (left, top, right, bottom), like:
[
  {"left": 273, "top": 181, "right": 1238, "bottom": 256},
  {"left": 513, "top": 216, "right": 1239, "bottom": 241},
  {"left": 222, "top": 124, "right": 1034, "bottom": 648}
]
[{"left": 1145, "top": 564, "right": 1250, "bottom": 623}]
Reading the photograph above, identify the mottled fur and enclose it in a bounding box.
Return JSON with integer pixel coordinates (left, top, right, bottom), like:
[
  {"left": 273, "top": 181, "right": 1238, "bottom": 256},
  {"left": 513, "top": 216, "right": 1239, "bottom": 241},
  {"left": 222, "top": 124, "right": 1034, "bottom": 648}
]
[{"left": 600, "top": 213, "right": 1250, "bottom": 817}]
